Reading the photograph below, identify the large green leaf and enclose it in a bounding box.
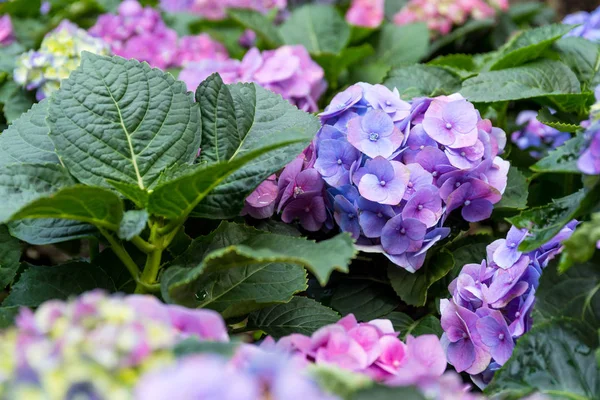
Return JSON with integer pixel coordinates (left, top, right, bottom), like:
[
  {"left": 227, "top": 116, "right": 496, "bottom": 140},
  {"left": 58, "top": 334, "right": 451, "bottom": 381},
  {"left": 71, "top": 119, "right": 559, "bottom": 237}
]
[
  {"left": 147, "top": 135, "right": 311, "bottom": 220},
  {"left": 508, "top": 186, "right": 600, "bottom": 252},
  {"left": 387, "top": 249, "right": 454, "bottom": 307},
  {"left": 190, "top": 83, "right": 320, "bottom": 219},
  {"left": 8, "top": 219, "right": 97, "bottom": 245},
  {"left": 0, "top": 100, "right": 58, "bottom": 167},
  {"left": 554, "top": 37, "right": 600, "bottom": 90},
  {"left": 4, "top": 262, "right": 118, "bottom": 307},
  {"left": 385, "top": 312, "right": 443, "bottom": 339},
  {"left": 536, "top": 107, "right": 582, "bottom": 133},
  {"left": 314, "top": 45, "right": 374, "bottom": 87},
  {"left": 461, "top": 60, "right": 582, "bottom": 106},
  {"left": 330, "top": 280, "right": 399, "bottom": 321},
  {"left": 535, "top": 258, "right": 600, "bottom": 331},
  {"left": 0, "top": 163, "right": 75, "bottom": 223},
  {"left": 0, "top": 82, "right": 35, "bottom": 123},
  {"left": 383, "top": 65, "right": 461, "bottom": 100},
  {"left": 247, "top": 296, "right": 340, "bottom": 338},
  {"left": 278, "top": 4, "right": 350, "bottom": 55},
  {"left": 427, "top": 18, "right": 495, "bottom": 56},
  {"left": 48, "top": 52, "right": 201, "bottom": 190},
  {"left": 0, "top": 225, "right": 21, "bottom": 288},
  {"left": 495, "top": 166, "right": 529, "bottom": 210},
  {"left": 162, "top": 222, "right": 355, "bottom": 306},
  {"left": 227, "top": 8, "right": 283, "bottom": 48},
  {"left": 531, "top": 133, "right": 585, "bottom": 174},
  {"left": 485, "top": 320, "right": 600, "bottom": 399},
  {"left": 192, "top": 262, "right": 307, "bottom": 319},
  {"left": 488, "top": 24, "right": 574, "bottom": 70},
  {"left": 376, "top": 23, "right": 429, "bottom": 67},
  {"left": 9, "top": 185, "right": 124, "bottom": 231},
  {"left": 559, "top": 214, "right": 600, "bottom": 272},
  {"left": 117, "top": 210, "right": 148, "bottom": 241}
]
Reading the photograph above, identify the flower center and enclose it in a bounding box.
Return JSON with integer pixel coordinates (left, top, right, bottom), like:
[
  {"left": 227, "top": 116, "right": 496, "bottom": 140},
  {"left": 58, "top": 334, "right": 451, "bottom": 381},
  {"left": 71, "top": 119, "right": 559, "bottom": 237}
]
[
  {"left": 432, "top": 171, "right": 438, "bottom": 177},
  {"left": 464, "top": 200, "right": 471, "bottom": 206},
  {"left": 304, "top": 207, "right": 311, "bottom": 213},
  {"left": 446, "top": 122, "right": 453, "bottom": 129},
  {"left": 294, "top": 187, "right": 304, "bottom": 197},
  {"left": 348, "top": 213, "right": 355, "bottom": 219},
  {"left": 419, "top": 145, "right": 425, "bottom": 150},
  {"left": 400, "top": 228, "right": 406, "bottom": 235},
  {"left": 369, "top": 133, "right": 379, "bottom": 142},
  {"left": 515, "top": 311, "right": 521, "bottom": 317},
  {"left": 407, "top": 181, "right": 413, "bottom": 188},
  {"left": 460, "top": 151, "right": 466, "bottom": 157},
  {"left": 417, "top": 204, "right": 424, "bottom": 210},
  {"left": 337, "top": 159, "right": 343, "bottom": 165},
  {"left": 385, "top": 100, "right": 392, "bottom": 106},
  {"left": 377, "top": 212, "right": 383, "bottom": 218},
  {"left": 509, "top": 242, "right": 517, "bottom": 248},
  {"left": 462, "top": 332, "right": 468, "bottom": 339},
  {"left": 380, "top": 180, "right": 386, "bottom": 186},
  {"left": 455, "top": 182, "right": 461, "bottom": 188},
  {"left": 498, "top": 333, "right": 505, "bottom": 340}
]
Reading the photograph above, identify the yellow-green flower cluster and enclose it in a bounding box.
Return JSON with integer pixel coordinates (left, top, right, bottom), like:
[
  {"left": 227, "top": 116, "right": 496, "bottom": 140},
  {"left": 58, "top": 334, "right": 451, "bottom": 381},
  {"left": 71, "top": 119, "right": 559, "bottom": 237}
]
[
  {"left": 13, "top": 20, "right": 110, "bottom": 100},
  {"left": 0, "top": 290, "right": 229, "bottom": 399}
]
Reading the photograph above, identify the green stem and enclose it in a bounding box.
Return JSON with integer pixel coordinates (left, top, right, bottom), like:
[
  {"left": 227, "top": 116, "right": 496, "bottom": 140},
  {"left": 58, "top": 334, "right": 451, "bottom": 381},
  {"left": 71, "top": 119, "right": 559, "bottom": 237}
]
[
  {"left": 99, "top": 228, "right": 140, "bottom": 281},
  {"left": 88, "top": 238, "right": 99, "bottom": 262},
  {"left": 136, "top": 248, "right": 163, "bottom": 293},
  {"left": 130, "top": 235, "right": 156, "bottom": 253}
]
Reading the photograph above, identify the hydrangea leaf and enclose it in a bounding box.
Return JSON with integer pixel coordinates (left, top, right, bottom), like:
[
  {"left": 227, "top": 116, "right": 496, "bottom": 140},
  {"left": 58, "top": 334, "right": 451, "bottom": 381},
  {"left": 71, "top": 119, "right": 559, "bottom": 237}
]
[
  {"left": 559, "top": 214, "right": 600, "bottom": 272},
  {"left": 161, "top": 222, "right": 355, "bottom": 307},
  {"left": 387, "top": 249, "right": 454, "bottom": 307},
  {"left": 428, "top": 54, "right": 478, "bottom": 79},
  {"left": 173, "top": 338, "right": 241, "bottom": 358},
  {"left": 485, "top": 320, "right": 600, "bottom": 399},
  {"left": 427, "top": 18, "right": 495, "bottom": 56},
  {"left": 278, "top": 4, "right": 350, "bottom": 55},
  {"left": 314, "top": 44, "right": 374, "bottom": 87},
  {"left": 460, "top": 60, "right": 581, "bottom": 105},
  {"left": 227, "top": 8, "right": 283, "bottom": 48},
  {"left": 0, "top": 100, "right": 58, "bottom": 167},
  {"left": 48, "top": 52, "right": 201, "bottom": 190},
  {"left": 0, "top": 43, "right": 24, "bottom": 73},
  {"left": 488, "top": 24, "right": 575, "bottom": 70},
  {"left": 536, "top": 107, "right": 582, "bottom": 133},
  {"left": 508, "top": 186, "right": 600, "bottom": 252},
  {"left": 7, "top": 185, "right": 124, "bottom": 231},
  {"left": 554, "top": 37, "right": 600, "bottom": 90},
  {"left": 330, "top": 280, "right": 400, "bottom": 321},
  {"left": 495, "top": 167, "right": 529, "bottom": 210},
  {"left": 147, "top": 135, "right": 311, "bottom": 220},
  {"left": 384, "top": 65, "right": 461, "bottom": 100},
  {"left": 350, "top": 384, "right": 427, "bottom": 400},
  {"left": 376, "top": 22, "right": 429, "bottom": 67},
  {"left": 3, "top": 262, "right": 118, "bottom": 307},
  {"left": 247, "top": 296, "right": 340, "bottom": 338},
  {"left": 531, "top": 133, "right": 586, "bottom": 173},
  {"left": 190, "top": 82, "right": 320, "bottom": 219},
  {"left": 117, "top": 210, "right": 148, "bottom": 241},
  {"left": 0, "top": 225, "right": 21, "bottom": 288},
  {"left": 0, "top": 82, "right": 36, "bottom": 123},
  {"left": 8, "top": 219, "right": 97, "bottom": 246},
  {"left": 106, "top": 180, "right": 149, "bottom": 209},
  {"left": 534, "top": 257, "right": 600, "bottom": 330},
  {"left": 310, "top": 365, "right": 373, "bottom": 400},
  {"left": 0, "top": 163, "right": 76, "bottom": 223},
  {"left": 0, "top": 306, "right": 19, "bottom": 329},
  {"left": 385, "top": 312, "right": 443, "bottom": 340}
]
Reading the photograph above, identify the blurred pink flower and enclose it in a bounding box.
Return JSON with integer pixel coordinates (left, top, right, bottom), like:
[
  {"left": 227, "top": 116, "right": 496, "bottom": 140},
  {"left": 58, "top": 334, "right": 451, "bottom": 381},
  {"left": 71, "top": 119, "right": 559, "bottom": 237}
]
[{"left": 346, "top": 0, "right": 385, "bottom": 28}]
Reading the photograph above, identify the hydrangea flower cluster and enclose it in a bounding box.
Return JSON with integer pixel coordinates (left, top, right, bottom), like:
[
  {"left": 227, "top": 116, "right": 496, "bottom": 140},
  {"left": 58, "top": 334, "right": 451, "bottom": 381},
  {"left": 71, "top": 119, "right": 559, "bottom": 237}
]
[
  {"left": 137, "top": 344, "right": 338, "bottom": 400},
  {"left": 563, "top": 6, "right": 600, "bottom": 42},
  {"left": 159, "top": 0, "right": 287, "bottom": 20},
  {"left": 511, "top": 111, "right": 571, "bottom": 159},
  {"left": 0, "top": 15, "right": 14, "bottom": 46},
  {"left": 89, "top": 0, "right": 228, "bottom": 70},
  {"left": 441, "top": 222, "right": 577, "bottom": 387},
  {"left": 307, "top": 83, "right": 507, "bottom": 272},
  {"left": 180, "top": 45, "right": 326, "bottom": 112},
  {"left": 393, "top": 0, "right": 509, "bottom": 35},
  {"left": 270, "top": 314, "right": 482, "bottom": 399},
  {"left": 13, "top": 20, "right": 110, "bottom": 100},
  {"left": 0, "top": 290, "right": 228, "bottom": 398},
  {"left": 345, "top": 0, "right": 385, "bottom": 28}
]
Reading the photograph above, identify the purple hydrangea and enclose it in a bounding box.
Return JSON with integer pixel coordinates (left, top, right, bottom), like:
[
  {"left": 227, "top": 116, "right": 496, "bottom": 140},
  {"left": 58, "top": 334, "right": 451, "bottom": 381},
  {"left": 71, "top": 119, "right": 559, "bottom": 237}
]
[
  {"left": 441, "top": 221, "right": 577, "bottom": 387},
  {"left": 180, "top": 45, "right": 326, "bottom": 112},
  {"left": 89, "top": 0, "right": 227, "bottom": 70},
  {"left": 511, "top": 111, "right": 571, "bottom": 159},
  {"left": 0, "top": 15, "right": 14, "bottom": 47},
  {"left": 563, "top": 6, "right": 600, "bottom": 42},
  {"left": 308, "top": 83, "right": 508, "bottom": 272},
  {"left": 578, "top": 121, "right": 600, "bottom": 175},
  {"left": 159, "top": 0, "right": 287, "bottom": 20}
]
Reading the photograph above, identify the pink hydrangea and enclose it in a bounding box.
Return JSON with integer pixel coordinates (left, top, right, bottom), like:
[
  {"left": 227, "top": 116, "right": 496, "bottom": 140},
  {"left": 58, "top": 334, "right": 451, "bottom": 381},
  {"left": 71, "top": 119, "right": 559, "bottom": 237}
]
[
  {"left": 0, "top": 15, "right": 14, "bottom": 46},
  {"left": 90, "top": 0, "right": 227, "bottom": 69},
  {"left": 160, "top": 0, "right": 287, "bottom": 20},
  {"left": 180, "top": 45, "right": 326, "bottom": 112},
  {"left": 393, "top": 0, "right": 507, "bottom": 36},
  {"left": 346, "top": 0, "right": 385, "bottom": 28}
]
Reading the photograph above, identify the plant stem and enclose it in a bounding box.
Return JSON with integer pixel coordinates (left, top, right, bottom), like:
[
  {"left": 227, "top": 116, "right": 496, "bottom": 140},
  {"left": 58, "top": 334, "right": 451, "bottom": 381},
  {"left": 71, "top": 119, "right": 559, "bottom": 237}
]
[
  {"left": 130, "top": 235, "right": 156, "bottom": 253},
  {"left": 136, "top": 248, "right": 162, "bottom": 293},
  {"left": 99, "top": 228, "right": 140, "bottom": 281}
]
